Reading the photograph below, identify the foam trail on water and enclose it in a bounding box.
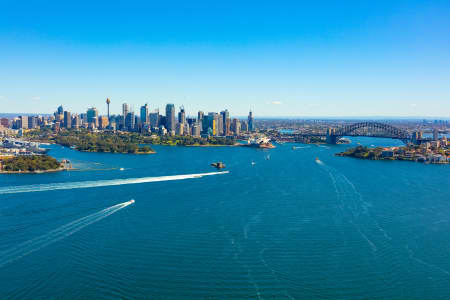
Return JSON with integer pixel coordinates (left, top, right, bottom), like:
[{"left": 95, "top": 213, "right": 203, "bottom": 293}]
[
  {"left": 0, "top": 171, "right": 229, "bottom": 195},
  {"left": 0, "top": 200, "right": 134, "bottom": 268}
]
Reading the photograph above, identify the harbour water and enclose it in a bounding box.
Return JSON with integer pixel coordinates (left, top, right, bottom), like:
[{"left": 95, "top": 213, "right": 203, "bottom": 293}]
[{"left": 1, "top": 137, "right": 449, "bottom": 299}]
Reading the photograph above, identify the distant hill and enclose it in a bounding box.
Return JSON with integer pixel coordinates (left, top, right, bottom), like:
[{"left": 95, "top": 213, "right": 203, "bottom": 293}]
[{"left": 0, "top": 113, "right": 52, "bottom": 119}]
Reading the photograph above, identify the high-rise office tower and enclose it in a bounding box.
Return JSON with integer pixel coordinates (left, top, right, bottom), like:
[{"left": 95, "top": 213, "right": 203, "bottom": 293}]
[
  {"left": 99, "top": 116, "right": 109, "bottom": 129},
  {"left": 149, "top": 110, "right": 159, "bottom": 128},
  {"left": 198, "top": 111, "right": 204, "bottom": 122},
  {"left": 248, "top": 110, "right": 254, "bottom": 131},
  {"left": 220, "top": 110, "right": 229, "bottom": 135},
  {"left": 63, "top": 111, "right": 71, "bottom": 128},
  {"left": 72, "top": 114, "right": 81, "bottom": 129},
  {"left": 57, "top": 105, "right": 64, "bottom": 115},
  {"left": 225, "top": 117, "right": 231, "bottom": 136},
  {"left": 231, "top": 118, "right": 240, "bottom": 136},
  {"left": 178, "top": 106, "right": 186, "bottom": 124},
  {"left": 87, "top": 107, "right": 99, "bottom": 127},
  {"left": 140, "top": 103, "right": 149, "bottom": 124},
  {"left": 166, "top": 104, "right": 176, "bottom": 132},
  {"left": 125, "top": 112, "right": 135, "bottom": 131},
  {"left": 122, "top": 103, "right": 129, "bottom": 117},
  {"left": 19, "top": 116, "right": 28, "bottom": 129},
  {"left": 28, "top": 116, "right": 38, "bottom": 129}
]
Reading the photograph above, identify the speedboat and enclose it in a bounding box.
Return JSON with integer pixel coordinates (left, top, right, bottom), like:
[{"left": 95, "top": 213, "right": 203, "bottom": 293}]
[{"left": 130, "top": 199, "right": 135, "bottom": 204}]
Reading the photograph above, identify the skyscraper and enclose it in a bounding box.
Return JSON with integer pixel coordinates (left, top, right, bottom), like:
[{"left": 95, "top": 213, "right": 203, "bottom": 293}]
[
  {"left": 220, "top": 110, "right": 229, "bottom": 135},
  {"left": 125, "top": 112, "right": 135, "bottom": 131},
  {"left": 57, "top": 105, "right": 64, "bottom": 115},
  {"left": 149, "top": 110, "right": 159, "bottom": 128},
  {"left": 19, "top": 116, "right": 28, "bottom": 129},
  {"left": 198, "top": 111, "right": 204, "bottom": 122},
  {"left": 178, "top": 106, "right": 186, "bottom": 124},
  {"left": 166, "top": 104, "right": 176, "bottom": 132},
  {"left": 231, "top": 118, "right": 240, "bottom": 136},
  {"left": 140, "top": 103, "right": 149, "bottom": 124},
  {"left": 248, "top": 110, "right": 254, "bottom": 131},
  {"left": 99, "top": 116, "right": 109, "bottom": 129},
  {"left": 63, "top": 111, "right": 71, "bottom": 128},
  {"left": 87, "top": 107, "right": 99, "bottom": 127}
]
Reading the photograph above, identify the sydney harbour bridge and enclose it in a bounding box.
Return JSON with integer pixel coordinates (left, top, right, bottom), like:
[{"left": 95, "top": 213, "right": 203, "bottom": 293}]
[
  {"left": 325, "top": 122, "right": 411, "bottom": 144},
  {"left": 280, "top": 121, "right": 412, "bottom": 144}
]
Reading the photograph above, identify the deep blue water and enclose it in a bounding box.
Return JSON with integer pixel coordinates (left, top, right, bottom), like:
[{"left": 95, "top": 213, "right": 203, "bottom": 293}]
[{"left": 1, "top": 137, "right": 450, "bottom": 299}]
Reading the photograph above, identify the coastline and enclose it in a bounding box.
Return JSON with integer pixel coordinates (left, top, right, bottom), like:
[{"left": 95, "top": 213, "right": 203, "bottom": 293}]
[{"left": 0, "top": 167, "right": 74, "bottom": 174}]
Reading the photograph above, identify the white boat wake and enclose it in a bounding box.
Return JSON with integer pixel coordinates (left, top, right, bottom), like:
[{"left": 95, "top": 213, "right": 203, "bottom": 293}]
[
  {"left": 0, "top": 200, "right": 134, "bottom": 268},
  {"left": 0, "top": 171, "right": 229, "bottom": 195}
]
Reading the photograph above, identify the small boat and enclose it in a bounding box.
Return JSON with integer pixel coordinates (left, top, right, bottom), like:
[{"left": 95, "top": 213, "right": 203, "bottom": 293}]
[
  {"left": 251, "top": 161, "right": 256, "bottom": 165},
  {"left": 130, "top": 199, "right": 135, "bottom": 204},
  {"left": 292, "top": 146, "right": 295, "bottom": 150},
  {"left": 315, "top": 157, "right": 319, "bottom": 161},
  {"left": 211, "top": 162, "right": 226, "bottom": 169},
  {"left": 119, "top": 168, "right": 125, "bottom": 171}
]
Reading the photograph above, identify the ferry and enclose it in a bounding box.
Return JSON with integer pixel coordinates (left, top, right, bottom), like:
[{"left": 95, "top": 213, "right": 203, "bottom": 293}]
[{"left": 211, "top": 162, "right": 226, "bottom": 169}]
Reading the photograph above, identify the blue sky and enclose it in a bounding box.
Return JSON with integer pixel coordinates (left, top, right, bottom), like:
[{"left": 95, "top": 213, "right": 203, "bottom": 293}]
[{"left": 1, "top": 0, "right": 449, "bottom": 117}]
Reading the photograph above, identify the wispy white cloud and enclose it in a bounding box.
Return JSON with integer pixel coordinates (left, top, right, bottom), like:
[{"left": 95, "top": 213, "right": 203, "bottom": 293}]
[
  {"left": 31, "top": 96, "right": 41, "bottom": 101},
  {"left": 267, "top": 101, "right": 282, "bottom": 105},
  {"left": 410, "top": 103, "right": 417, "bottom": 107}
]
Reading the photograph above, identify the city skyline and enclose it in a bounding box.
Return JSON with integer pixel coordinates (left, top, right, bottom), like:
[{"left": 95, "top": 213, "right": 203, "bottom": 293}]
[{"left": 1, "top": 1, "right": 450, "bottom": 117}]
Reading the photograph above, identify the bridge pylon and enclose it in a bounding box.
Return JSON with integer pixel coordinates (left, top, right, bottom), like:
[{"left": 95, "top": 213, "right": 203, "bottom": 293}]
[{"left": 326, "top": 128, "right": 338, "bottom": 144}]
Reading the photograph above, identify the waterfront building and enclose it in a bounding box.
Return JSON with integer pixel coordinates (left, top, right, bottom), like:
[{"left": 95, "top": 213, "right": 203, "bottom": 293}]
[
  {"left": 140, "top": 103, "right": 149, "bottom": 125},
  {"left": 87, "top": 107, "right": 99, "bottom": 127},
  {"left": 192, "top": 122, "right": 201, "bottom": 137},
  {"left": 204, "top": 113, "right": 219, "bottom": 136},
  {"left": 165, "top": 104, "right": 176, "bottom": 132},
  {"left": 248, "top": 110, "right": 255, "bottom": 131},
  {"left": 63, "top": 111, "right": 71, "bottom": 128}
]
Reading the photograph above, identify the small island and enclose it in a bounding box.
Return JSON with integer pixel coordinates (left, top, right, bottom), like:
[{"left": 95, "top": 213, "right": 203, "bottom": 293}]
[
  {"left": 0, "top": 155, "right": 68, "bottom": 173},
  {"left": 336, "top": 145, "right": 449, "bottom": 164}
]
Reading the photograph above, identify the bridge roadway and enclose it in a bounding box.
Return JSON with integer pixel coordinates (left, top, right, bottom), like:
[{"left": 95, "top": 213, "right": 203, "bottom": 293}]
[{"left": 277, "top": 122, "right": 412, "bottom": 144}]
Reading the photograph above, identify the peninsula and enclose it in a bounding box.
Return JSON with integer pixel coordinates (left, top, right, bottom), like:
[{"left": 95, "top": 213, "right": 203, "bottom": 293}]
[
  {"left": 0, "top": 155, "right": 68, "bottom": 173},
  {"left": 336, "top": 143, "right": 449, "bottom": 164}
]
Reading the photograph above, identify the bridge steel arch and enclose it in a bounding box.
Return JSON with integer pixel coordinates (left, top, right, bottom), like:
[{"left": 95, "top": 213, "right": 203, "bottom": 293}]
[{"left": 328, "top": 122, "right": 410, "bottom": 144}]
